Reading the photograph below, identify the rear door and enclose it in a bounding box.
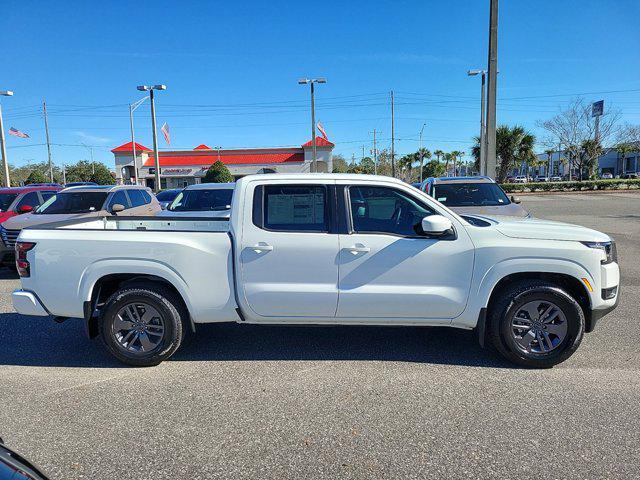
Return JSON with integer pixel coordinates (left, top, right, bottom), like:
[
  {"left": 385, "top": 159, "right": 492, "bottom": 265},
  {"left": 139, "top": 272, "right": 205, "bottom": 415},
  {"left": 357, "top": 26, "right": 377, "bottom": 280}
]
[
  {"left": 126, "top": 189, "right": 154, "bottom": 215},
  {"left": 237, "top": 180, "right": 339, "bottom": 319}
]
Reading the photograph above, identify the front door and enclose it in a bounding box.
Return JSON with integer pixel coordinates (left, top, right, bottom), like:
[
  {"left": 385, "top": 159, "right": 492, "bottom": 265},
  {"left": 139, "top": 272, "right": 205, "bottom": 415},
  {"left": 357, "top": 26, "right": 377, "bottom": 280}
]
[
  {"left": 238, "top": 182, "right": 339, "bottom": 319},
  {"left": 336, "top": 184, "right": 474, "bottom": 320}
]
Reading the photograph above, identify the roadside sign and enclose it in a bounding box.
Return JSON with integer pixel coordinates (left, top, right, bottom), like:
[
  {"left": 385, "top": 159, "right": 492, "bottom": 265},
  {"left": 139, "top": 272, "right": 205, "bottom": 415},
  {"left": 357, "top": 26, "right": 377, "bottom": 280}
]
[{"left": 592, "top": 100, "right": 604, "bottom": 117}]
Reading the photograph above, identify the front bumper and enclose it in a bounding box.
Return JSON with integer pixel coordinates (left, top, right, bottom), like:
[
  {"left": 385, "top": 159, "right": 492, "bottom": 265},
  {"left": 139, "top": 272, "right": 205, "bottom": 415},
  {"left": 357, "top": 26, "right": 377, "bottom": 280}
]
[{"left": 12, "top": 290, "right": 49, "bottom": 316}]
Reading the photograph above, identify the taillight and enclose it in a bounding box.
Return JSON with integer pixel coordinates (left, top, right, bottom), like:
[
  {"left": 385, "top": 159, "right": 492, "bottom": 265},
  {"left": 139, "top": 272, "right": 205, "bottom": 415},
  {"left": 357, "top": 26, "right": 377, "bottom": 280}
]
[{"left": 15, "top": 242, "right": 36, "bottom": 278}]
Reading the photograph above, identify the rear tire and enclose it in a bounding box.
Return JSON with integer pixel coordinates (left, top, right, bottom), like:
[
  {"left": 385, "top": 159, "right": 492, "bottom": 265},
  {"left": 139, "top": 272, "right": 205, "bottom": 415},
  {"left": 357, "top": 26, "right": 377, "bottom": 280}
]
[
  {"left": 488, "top": 280, "right": 585, "bottom": 368},
  {"left": 99, "top": 284, "right": 187, "bottom": 367}
]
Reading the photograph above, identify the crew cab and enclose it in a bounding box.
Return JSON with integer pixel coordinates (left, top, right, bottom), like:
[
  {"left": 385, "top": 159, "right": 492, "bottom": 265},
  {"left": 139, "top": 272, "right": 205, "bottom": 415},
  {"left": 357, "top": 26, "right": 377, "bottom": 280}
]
[{"left": 11, "top": 174, "right": 620, "bottom": 368}]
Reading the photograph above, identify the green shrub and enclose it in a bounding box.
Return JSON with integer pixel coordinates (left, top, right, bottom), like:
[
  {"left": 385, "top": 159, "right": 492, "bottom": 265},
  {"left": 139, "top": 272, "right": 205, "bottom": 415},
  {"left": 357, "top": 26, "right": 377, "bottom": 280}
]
[
  {"left": 203, "top": 161, "right": 233, "bottom": 183},
  {"left": 500, "top": 179, "right": 640, "bottom": 193}
]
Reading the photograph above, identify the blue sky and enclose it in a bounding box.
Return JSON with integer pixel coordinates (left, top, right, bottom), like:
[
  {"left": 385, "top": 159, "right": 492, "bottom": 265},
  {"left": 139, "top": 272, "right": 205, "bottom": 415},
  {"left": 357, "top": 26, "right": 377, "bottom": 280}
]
[{"left": 2, "top": 0, "right": 639, "bottom": 169}]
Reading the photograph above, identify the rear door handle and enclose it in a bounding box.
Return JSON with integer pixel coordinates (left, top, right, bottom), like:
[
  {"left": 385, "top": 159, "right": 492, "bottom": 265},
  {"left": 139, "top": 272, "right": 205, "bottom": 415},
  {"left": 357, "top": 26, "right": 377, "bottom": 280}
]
[
  {"left": 252, "top": 242, "right": 274, "bottom": 253},
  {"left": 347, "top": 245, "right": 370, "bottom": 255}
]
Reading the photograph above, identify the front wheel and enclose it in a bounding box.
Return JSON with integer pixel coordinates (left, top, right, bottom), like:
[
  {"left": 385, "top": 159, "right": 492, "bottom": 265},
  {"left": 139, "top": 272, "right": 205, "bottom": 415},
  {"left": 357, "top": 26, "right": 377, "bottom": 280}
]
[
  {"left": 488, "top": 280, "right": 585, "bottom": 368},
  {"left": 99, "top": 285, "right": 187, "bottom": 367}
]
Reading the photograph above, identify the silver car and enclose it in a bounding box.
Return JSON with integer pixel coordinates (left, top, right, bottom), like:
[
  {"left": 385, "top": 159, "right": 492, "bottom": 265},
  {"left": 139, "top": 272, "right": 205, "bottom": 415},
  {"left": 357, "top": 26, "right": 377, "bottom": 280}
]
[{"left": 156, "top": 183, "right": 234, "bottom": 218}]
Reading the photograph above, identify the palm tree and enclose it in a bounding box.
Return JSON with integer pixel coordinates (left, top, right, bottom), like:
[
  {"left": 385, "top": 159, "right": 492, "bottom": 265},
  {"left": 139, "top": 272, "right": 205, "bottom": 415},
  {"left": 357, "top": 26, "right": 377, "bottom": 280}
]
[
  {"left": 449, "top": 151, "right": 464, "bottom": 176},
  {"left": 471, "top": 137, "right": 481, "bottom": 172},
  {"left": 544, "top": 149, "right": 555, "bottom": 176},
  {"left": 495, "top": 125, "right": 536, "bottom": 182},
  {"left": 616, "top": 143, "right": 633, "bottom": 176}
]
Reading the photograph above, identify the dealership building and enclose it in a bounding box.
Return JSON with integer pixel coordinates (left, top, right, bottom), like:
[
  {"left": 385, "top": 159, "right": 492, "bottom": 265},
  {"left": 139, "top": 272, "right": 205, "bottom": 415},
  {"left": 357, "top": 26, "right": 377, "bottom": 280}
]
[{"left": 112, "top": 138, "right": 335, "bottom": 189}]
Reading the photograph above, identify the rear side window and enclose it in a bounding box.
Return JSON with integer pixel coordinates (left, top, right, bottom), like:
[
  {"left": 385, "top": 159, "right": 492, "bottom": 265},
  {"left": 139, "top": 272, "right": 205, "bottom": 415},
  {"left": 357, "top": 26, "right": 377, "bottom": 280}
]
[
  {"left": 127, "top": 189, "right": 146, "bottom": 207},
  {"left": 40, "top": 191, "right": 57, "bottom": 202},
  {"left": 141, "top": 190, "right": 153, "bottom": 204},
  {"left": 258, "top": 185, "right": 328, "bottom": 232}
]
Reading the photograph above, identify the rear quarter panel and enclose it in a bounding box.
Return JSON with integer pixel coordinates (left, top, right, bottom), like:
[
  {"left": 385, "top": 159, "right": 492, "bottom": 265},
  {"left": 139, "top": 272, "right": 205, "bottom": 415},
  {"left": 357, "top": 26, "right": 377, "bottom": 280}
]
[{"left": 19, "top": 228, "right": 237, "bottom": 323}]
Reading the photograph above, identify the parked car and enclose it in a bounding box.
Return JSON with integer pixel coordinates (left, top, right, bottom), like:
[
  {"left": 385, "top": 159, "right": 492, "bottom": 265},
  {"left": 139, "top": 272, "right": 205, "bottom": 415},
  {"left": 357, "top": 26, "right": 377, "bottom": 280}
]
[
  {"left": 12, "top": 174, "right": 619, "bottom": 369},
  {"left": 0, "top": 185, "right": 160, "bottom": 257},
  {"left": 0, "top": 185, "right": 62, "bottom": 267},
  {"left": 513, "top": 175, "right": 528, "bottom": 183},
  {"left": 550, "top": 176, "right": 562, "bottom": 182},
  {"left": 155, "top": 188, "right": 182, "bottom": 209},
  {"left": 534, "top": 175, "right": 549, "bottom": 182},
  {"left": 621, "top": 172, "right": 639, "bottom": 179},
  {"left": 420, "top": 176, "right": 530, "bottom": 218},
  {"left": 0, "top": 437, "right": 49, "bottom": 480},
  {"left": 157, "top": 183, "right": 234, "bottom": 218},
  {"left": 600, "top": 172, "right": 614, "bottom": 179}
]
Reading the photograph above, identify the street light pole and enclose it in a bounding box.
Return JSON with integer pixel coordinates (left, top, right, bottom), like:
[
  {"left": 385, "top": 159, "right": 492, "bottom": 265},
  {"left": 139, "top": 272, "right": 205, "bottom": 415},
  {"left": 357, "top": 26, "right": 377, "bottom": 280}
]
[
  {"left": 468, "top": 70, "right": 487, "bottom": 175},
  {"left": 298, "top": 78, "right": 326, "bottom": 173},
  {"left": 0, "top": 90, "right": 13, "bottom": 187},
  {"left": 485, "top": 0, "right": 499, "bottom": 179},
  {"left": 129, "top": 96, "right": 148, "bottom": 186},
  {"left": 419, "top": 123, "right": 426, "bottom": 183},
  {"left": 137, "top": 84, "right": 166, "bottom": 192}
]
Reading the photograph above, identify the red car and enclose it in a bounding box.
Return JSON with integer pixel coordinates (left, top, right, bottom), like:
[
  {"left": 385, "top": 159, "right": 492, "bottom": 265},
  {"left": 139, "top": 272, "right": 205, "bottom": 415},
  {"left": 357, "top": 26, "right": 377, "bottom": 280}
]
[{"left": 0, "top": 184, "right": 61, "bottom": 265}]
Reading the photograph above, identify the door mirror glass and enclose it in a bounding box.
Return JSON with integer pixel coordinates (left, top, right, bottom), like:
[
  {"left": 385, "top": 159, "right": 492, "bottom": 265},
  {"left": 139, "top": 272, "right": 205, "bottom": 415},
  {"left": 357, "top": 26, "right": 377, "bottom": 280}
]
[
  {"left": 420, "top": 215, "right": 453, "bottom": 236},
  {"left": 111, "top": 203, "right": 125, "bottom": 213},
  {"left": 18, "top": 204, "right": 34, "bottom": 213},
  {"left": 511, "top": 195, "right": 521, "bottom": 204}
]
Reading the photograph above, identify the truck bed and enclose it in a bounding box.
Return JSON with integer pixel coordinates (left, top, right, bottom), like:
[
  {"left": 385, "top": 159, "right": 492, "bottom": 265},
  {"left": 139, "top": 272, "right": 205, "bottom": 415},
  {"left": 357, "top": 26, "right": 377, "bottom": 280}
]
[{"left": 18, "top": 215, "right": 237, "bottom": 323}]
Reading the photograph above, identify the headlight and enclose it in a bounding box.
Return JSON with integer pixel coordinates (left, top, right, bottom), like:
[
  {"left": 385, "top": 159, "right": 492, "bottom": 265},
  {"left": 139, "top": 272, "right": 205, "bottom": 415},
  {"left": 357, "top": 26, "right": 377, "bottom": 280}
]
[{"left": 581, "top": 240, "right": 617, "bottom": 264}]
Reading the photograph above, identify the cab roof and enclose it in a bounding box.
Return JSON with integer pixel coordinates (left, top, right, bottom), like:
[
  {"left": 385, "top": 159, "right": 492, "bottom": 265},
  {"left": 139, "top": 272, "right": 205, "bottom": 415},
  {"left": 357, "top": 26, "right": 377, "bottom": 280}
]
[
  {"left": 60, "top": 184, "right": 150, "bottom": 193},
  {"left": 184, "top": 182, "right": 235, "bottom": 191}
]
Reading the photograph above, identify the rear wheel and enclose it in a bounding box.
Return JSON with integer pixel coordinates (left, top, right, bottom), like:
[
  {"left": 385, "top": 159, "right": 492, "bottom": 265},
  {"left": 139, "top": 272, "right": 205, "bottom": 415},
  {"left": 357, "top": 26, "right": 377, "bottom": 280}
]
[
  {"left": 488, "top": 280, "right": 585, "bottom": 368},
  {"left": 99, "top": 285, "right": 187, "bottom": 367}
]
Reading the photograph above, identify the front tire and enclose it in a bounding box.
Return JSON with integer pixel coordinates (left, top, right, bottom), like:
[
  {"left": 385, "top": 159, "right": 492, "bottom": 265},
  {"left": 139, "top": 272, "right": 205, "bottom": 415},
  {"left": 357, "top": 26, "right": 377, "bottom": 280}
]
[
  {"left": 488, "top": 280, "right": 585, "bottom": 368},
  {"left": 99, "top": 285, "right": 187, "bottom": 367}
]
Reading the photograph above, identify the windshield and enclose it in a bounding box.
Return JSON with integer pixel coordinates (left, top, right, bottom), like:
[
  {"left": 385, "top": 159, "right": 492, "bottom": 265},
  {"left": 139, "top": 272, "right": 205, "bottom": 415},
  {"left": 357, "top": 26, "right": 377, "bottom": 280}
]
[
  {"left": 432, "top": 183, "right": 510, "bottom": 207},
  {"left": 0, "top": 193, "right": 18, "bottom": 212},
  {"left": 36, "top": 192, "right": 109, "bottom": 214},
  {"left": 168, "top": 189, "right": 233, "bottom": 212},
  {"left": 156, "top": 190, "right": 180, "bottom": 201}
]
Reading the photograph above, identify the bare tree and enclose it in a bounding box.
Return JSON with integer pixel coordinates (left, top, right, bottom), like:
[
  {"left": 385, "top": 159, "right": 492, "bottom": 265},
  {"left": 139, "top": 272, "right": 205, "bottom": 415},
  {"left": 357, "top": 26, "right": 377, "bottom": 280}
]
[{"left": 538, "top": 98, "right": 621, "bottom": 179}]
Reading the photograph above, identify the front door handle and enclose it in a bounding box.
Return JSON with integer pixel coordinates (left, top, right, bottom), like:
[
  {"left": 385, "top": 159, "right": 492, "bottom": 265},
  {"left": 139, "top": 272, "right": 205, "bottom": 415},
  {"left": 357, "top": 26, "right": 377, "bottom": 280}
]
[
  {"left": 252, "top": 242, "right": 274, "bottom": 253},
  {"left": 347, "top": 244, "right": 370, "bottom": 255}
]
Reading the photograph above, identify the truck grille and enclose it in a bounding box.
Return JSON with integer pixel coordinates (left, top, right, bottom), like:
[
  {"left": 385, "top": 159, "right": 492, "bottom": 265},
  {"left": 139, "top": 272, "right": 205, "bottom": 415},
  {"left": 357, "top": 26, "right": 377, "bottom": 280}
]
[{"left": 1, "top": 229, "right": 20, "bottom": 249}]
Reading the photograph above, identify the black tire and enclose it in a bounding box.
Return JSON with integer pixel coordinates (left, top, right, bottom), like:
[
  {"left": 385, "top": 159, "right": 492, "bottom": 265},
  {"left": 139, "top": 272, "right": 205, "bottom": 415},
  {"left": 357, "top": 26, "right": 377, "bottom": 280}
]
[
  {"left": 99, "top": 284, "right": 188, "bottom": 367},
  {"left": 488, "top": 280, "right": 585, "bottom": 368}
]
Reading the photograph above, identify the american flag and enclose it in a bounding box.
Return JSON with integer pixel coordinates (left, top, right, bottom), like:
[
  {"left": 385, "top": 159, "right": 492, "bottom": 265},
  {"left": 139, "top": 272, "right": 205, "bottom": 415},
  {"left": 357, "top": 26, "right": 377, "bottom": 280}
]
[
  {"left": 316, "top": 122, "right": 328, "bottom": 140},
  {"left": 8, "top": 127, "right": 29, "bottom": 138},
  {"left": 160, "top": 122, "right": 170, "bottom": 145}
]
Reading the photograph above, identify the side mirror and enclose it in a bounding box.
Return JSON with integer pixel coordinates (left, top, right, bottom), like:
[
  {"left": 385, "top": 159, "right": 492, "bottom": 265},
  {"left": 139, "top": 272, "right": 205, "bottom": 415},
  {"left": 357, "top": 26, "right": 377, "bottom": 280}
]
[
  {"left": 111, "top": 203, "right": 125, "bottom": 214},
  {"left": 420, "top": 215, "right": 453, "bottom": 236},
  {"left": 511, "top": 195, "right": 521, "bottom": 204},
  {"left": 18, "top": 205, "right": 34, "bottom": 213}
]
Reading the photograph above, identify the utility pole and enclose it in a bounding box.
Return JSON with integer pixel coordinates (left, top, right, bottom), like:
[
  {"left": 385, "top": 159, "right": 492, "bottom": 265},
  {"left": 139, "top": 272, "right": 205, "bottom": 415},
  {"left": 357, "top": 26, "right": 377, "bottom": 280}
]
[
  {"left": 419, "top": 123, "right": 426, "bottom": 183},
  {"left": 298, "top": 78, "right": 326, "bottom": 173},
  {"left": 137, "top": 85, "right": 166, "bottom": 192},
  {"left": 129, "top": 104, "right": 137, "bottom": 185},
  {"left": 62, "top": 164, "right": 66, "bottom": 185},
  {"left": 0, "top": 90, "right": 12, "bottom": 187},
  {"left": 370, "top": 129, "right": 379, "bottom": 175},
  {"left": 485, "top": 0, "right": 499, "bottom": 179},
  {"left": 391, "top": 90, "right": 395, "bottom": 177},
  {"left": 43, "top": 101, "right": 54, "bottom": 183},
  {"left": 362, "top": 145, "right": 365, "bottom": 162}
]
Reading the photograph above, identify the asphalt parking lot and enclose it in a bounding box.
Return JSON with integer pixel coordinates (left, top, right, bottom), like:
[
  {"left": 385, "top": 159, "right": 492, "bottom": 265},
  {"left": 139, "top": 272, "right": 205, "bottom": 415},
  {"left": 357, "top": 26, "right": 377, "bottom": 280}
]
[{"left": 0, "top": 191, "right": 639, "bottom": 480}]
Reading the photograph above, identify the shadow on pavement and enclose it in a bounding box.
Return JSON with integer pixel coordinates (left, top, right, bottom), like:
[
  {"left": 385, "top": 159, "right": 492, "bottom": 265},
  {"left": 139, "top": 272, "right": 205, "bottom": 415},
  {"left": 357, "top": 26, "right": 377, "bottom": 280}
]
[{"left": 0, "top": 312, "right": 514, "bottom": 369}]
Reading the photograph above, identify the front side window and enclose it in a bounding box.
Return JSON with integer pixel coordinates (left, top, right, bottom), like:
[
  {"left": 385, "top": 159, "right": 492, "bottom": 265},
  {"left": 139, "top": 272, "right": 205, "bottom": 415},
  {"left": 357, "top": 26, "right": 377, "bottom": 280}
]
[
  {"left": 349, "top": 185, "right": 434, "bottom": 236},
  {"left": 169, "top": 189, "right": 233, "bottom": 212},
  {"left": 107, "top": 191, "right": 131, "bottom": 211},
  {"left": 17, "top": 192, "right": 41, "bottom": 210},
  {"left": 261, "top": 185, "right": 327, "bottom": 232},
  {"left": 432, "top": 183, "right": 510, "bottom": 207},
  {"left": 37, "top": 192, "right": 109, "bottom": 214},
  {"left": 127, "top": 189, "right": 146, "bottom": 207}
]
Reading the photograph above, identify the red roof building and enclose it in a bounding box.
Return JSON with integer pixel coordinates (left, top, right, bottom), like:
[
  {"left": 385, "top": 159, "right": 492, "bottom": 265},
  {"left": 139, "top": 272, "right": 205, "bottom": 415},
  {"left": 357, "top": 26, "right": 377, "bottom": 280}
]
[{"left": 113, "top": 139, "right": 334, "bottom": 189}]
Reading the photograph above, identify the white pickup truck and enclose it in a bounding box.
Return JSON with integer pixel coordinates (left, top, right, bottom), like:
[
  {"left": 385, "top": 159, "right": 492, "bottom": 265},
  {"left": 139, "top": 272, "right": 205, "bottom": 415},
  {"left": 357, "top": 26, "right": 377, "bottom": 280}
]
[{"left": 12, "top": 174, "right": 619, "bottom": 368}]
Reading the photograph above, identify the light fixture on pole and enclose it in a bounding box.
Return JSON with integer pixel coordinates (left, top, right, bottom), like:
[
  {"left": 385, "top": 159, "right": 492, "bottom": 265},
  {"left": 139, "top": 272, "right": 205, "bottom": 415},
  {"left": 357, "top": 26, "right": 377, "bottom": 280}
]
[
  {"left": 129, "top": 96, "right": 148, "bottom": 185},
  {"left": 419, "top": 123, "right": 426, "bottom": 183},
  {"left": 468, "top": 70, "right": 487, "bottom": 175},
  {"left": 0, "top": 90, "right": 14, "bottom": 187},
  {"left": 137, "top": 84, "right": 167, "bottom": 192},
  {"left": 298, "top": 78, "right": 326, "bottom": 173}
]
